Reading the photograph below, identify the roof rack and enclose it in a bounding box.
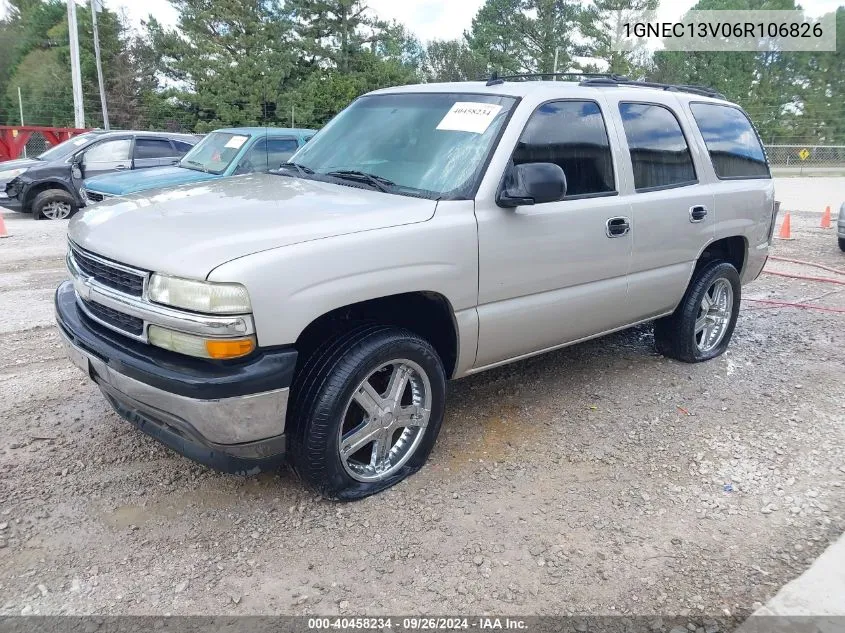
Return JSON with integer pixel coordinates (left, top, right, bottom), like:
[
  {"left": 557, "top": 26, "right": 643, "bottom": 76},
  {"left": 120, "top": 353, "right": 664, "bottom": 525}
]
[
  {"left": 485, "top": 71, "right": 626, "bottom": 87},
  {"left": 579, "top": 76, "right": 725, "bottom": 99},
  {"left": 483, "top": 71, "right": 725, "bottom": 99}
]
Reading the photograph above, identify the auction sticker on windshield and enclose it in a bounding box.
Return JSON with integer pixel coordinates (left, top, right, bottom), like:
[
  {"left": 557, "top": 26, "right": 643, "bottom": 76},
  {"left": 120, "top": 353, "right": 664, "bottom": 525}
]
[
  {"left": 436, "top": 102, "right": 503, "bottom": 134},
  {"left": 224, "top": 135, "right": 248, "bottom": 149}
]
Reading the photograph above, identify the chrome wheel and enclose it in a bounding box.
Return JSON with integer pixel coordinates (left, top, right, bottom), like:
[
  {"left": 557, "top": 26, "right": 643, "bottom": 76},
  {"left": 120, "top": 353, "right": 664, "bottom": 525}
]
[
  {"left": 41, "top": 200, "right": 72, "bottom": 220},
  {"left": 694, "top": 277, "right": 733, "bottom": 353},
  {"left": 339, "top": 359, "right": 432, "bottom": 483}
]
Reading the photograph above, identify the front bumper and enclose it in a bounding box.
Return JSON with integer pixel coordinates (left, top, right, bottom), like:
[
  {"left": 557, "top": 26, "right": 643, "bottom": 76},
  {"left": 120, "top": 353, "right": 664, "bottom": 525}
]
[
  {"left": 55, "top": 281, "right": 297, "bottom": 474},
  {"left": 0, "top": 189, "right": 23, "bottom": 211}
]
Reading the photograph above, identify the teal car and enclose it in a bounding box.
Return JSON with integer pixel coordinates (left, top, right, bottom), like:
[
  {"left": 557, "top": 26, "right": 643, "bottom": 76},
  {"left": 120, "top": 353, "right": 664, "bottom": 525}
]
[{"left": 81, "top": 127, "right": 316, "bottom": 204}]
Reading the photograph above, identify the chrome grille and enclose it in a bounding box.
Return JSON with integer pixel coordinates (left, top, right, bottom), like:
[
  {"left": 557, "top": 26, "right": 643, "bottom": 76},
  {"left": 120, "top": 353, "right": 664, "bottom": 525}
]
[
  {"left": 70, "top": 244, "right": 145, "bottom": 297},
  {"left": 81, "top": 298, "right": 144, "bottom": 336}
]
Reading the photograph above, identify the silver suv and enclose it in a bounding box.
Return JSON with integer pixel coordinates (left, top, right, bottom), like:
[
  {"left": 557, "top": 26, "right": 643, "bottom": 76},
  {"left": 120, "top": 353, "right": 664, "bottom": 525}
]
[{"left": 56, "top": 77, "right": 776, "bottom": 500}]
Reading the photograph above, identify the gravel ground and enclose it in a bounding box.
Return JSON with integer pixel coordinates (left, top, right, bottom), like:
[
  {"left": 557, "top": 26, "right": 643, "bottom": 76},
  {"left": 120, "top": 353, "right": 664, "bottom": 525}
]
[{"left": 0, "top": 200, "right": 843, "bottom": 621}]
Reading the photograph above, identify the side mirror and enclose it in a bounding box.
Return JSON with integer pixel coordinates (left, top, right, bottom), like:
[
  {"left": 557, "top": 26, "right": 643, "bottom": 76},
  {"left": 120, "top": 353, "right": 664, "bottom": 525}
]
[
  {"left": 497, "top": 162, "right": 567, "bottom": 208},
  {"left": 71, "top": 156, "right": 83, "bottom": 180}
]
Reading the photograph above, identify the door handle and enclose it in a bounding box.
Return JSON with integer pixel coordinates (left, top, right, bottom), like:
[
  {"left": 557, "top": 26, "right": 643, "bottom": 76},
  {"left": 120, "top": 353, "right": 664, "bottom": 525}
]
[
  {"left": 115, "top": 165, "right": 128, "bottom": 170},
  {"left": 606, "top": 217, "right": 631, "bottom": 238},
  {"left": 689, "top": 205, "right": 709, "bottom": 222}
]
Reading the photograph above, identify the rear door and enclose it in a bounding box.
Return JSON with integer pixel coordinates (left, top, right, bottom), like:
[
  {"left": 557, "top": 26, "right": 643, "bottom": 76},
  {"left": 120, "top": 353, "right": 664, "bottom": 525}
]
[
  {"left": 133, "top": 137, "right": 181, "bottom": 169},
  {"left": 82, "top": 137, "right": 132, "bottom": 178},
  {"left": 686, "top": 102, "right": 774, "bottom": 265},
  {"left": 607, "top": 96, "right": 716, "bottom": 321}
]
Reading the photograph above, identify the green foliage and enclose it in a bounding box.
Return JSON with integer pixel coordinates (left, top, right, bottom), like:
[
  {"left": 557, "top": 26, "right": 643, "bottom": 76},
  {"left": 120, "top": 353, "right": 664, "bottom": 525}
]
[
  {"left": 424, "top": 39, "right": 489, "bottom": 82},
  {"left": 1, "top": 0, "right": 842, "bottom": 146},
  {"left": 466, "top": 0, "right": 586, "bottom": 74},
  {"left": 649, "top": 0, "right": 844, "bottom": 144},
  {"left": 580, "top": 0, "right": 658, "bottom": 77}
]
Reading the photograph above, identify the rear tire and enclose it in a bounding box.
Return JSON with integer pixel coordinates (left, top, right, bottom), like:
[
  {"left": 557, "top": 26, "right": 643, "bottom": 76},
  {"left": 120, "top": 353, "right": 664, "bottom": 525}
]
[
  {"left": 654, "top": 261, "right": 741, "bottom": 363},
  {"left": 288, "top": 325, "right": 446, "bottom": 501},
  {"left": 839, "top": 237, "right": 845, "bottom": 252},
  {"left": 32, "top": 189, "right": 76, "bottom": 220}
]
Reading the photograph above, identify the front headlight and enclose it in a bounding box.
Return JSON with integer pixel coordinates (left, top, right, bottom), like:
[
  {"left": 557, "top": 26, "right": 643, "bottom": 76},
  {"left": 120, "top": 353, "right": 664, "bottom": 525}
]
[
  {"left": 148, "top": 274, "right": 252, "bottom": 314},
  {"left": 0, "top": 167, "right": 29, "bottom": 181}
]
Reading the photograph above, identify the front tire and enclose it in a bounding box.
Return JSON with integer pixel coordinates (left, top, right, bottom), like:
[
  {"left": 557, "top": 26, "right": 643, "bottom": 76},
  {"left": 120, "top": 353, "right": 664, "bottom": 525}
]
[
  {"left": 839, "top": 237, "right": 845, "bottom": 252},
  {"left": 654, "top": 261, "right": 741, "bottom": 363},
  {"left": 32, "top": 189, "right": 76, "bottom": 220},
  {"left": 289, "top": 325, "right": 446, "bottom": 501}
]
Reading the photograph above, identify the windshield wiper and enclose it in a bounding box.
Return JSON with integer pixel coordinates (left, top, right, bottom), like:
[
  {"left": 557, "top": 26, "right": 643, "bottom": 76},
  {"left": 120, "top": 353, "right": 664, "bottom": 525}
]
[
  {"left": 181, "top": 160, "right": 208, "bottom": 173},
  {"left": 277, "top": 162, "right": 315, "bottom": 177},
  {"left": 324, "top": 170, "right": 395, "bottom": 193}
]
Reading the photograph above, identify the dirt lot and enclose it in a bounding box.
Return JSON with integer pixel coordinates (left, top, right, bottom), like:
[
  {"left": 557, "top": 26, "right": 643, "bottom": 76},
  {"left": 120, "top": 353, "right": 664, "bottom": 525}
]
[{"left": 0, "top": 200, "right": 843, "bottom": 621}]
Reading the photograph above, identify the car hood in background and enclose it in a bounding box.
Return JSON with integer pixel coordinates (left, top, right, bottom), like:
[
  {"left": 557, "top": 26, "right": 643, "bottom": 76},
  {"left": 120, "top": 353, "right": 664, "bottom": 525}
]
[
  {"left": 69, "top": 173, "right": 437, "bottom": 278},
  {"left": 83, "top": 165, "right": 218, "bottom": 195}
]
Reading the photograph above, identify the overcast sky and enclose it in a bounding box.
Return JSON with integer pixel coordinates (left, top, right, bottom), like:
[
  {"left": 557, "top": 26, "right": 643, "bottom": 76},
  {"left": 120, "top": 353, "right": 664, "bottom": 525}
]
[{"left": 2, "top": 0, "right": 842, "bottom": 43}]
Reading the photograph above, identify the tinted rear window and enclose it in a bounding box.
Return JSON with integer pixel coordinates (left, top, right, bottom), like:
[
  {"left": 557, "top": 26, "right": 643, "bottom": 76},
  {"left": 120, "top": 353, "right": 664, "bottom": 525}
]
[
  {"left": 690, "top": 103, "right": 770, "bottom": 179},
  {"left": 134, "top": 138, "right": 176, "bottom": 159},
  {"left": 619, "top": 103, "right": 697, "bottom": 191}
]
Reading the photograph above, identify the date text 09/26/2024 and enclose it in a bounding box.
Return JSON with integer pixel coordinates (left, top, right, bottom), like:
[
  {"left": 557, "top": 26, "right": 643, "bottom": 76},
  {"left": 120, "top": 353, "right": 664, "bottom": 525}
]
[{"left": 307, "top": 618, "right": 528, "bottom": 630}]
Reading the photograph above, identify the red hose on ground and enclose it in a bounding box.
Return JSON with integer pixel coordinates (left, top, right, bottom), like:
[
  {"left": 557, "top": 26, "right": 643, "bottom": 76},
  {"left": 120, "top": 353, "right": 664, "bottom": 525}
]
[
  {"left": 745, "top": 298, "right": 845, "bottom": 314},
  {"left": 768, "top": 256, "right": 845, "bottom": 276},
  {"left": 762, "top": 270, "right": 845, "bottom": 285}
]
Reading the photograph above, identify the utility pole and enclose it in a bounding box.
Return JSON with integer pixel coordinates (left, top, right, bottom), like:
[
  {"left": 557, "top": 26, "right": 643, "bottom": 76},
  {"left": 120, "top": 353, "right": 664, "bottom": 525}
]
[
  {"left": 91, "top": 0, "right": 109, "bottom": 129},
  {"left": 67, "top": 0, "right": 85, "bottom": 128},
  {"left": 18, "top": 87, "right": 26, "bottom": 157}
]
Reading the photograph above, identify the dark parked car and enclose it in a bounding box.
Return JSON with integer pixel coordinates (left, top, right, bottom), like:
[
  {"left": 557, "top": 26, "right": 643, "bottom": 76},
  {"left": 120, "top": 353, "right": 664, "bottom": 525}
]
[{"left": 0, "top": 130, "right": 198, "bottom": 220}]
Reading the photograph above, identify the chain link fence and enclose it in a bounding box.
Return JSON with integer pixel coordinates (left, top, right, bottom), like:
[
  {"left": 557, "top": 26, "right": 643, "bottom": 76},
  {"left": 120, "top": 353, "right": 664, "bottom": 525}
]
[
  {"left": 23, "top": 132, "right": 49, "bottom": 158},
  {"left": 765, "top": 144, "right": 845, "bottom": 174}
]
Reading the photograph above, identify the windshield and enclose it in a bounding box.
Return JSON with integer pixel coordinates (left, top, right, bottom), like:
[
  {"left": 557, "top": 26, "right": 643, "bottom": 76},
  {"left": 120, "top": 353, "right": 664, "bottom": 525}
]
[
  {"left": 179, "top": 131, "right": 251, "bottom": 174},
  {"left": 289, "top": 93, "right": 517, "bottom": 199},
  {"left": 37, "top": 133, "right": 100, "bottom": 161}
]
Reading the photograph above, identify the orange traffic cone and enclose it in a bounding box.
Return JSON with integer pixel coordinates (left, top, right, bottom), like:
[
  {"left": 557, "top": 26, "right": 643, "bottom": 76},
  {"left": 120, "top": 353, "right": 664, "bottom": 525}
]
[
  {"left": 777, "top": 212, "right": 793, "bottom": 240},
  {"left": 821, "top": 205, "right": 832, "bottom": 229},
  {"left": 0, "top": 212, "right": 8, "bottom": 239}
]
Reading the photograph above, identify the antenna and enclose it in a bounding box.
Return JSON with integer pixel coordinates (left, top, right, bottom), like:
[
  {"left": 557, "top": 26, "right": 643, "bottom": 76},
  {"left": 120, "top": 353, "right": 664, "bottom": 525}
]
[{"left": 261, "top": 72, "right": 269, "bottom": 170}]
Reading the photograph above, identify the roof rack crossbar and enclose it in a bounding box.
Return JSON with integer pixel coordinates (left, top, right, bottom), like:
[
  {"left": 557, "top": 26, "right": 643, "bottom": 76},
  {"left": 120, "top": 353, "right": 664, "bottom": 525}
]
[
  {"left": 579, "top": 77, "right": 725, "bottom": 99},
  {"left": 485, "top": 71, "right": 626, "bottom": 86}
]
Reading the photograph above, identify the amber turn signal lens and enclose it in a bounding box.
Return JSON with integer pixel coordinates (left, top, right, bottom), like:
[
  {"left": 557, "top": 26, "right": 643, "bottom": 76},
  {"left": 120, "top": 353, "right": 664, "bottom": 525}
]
[{"left": 205, "top": 337, "right": 255, "bottom": 359}]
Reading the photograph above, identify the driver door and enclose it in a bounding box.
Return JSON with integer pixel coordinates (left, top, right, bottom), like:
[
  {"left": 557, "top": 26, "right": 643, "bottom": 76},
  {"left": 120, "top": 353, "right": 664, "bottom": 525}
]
[{"left": 474, "top": 99, "right": 633, "bottom": 368}]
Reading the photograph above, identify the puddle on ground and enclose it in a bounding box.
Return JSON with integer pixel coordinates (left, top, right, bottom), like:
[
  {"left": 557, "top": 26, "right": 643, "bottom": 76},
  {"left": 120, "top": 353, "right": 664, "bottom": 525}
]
[
  {"left": 444, "top": 403, "right": 537, "bottom": 471},
  {"left": 100, "top": 473, "right": 280, "bottom": 529}
]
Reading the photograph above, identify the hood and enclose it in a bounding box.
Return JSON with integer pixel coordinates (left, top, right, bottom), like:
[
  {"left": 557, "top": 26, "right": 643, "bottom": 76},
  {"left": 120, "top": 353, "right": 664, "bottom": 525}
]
[
  {"left": 0, "top": 158, "right": 40, "bottom": 181},
  {"left": 69, "top": 173, "right": 437, "bottom": 278},
  {"left": 84, "top": 165, "right": 217, "bottom": 195}
]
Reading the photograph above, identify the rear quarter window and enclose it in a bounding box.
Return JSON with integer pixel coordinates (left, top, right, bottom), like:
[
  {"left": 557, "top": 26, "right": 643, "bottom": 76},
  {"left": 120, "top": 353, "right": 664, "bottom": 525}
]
[{"left": 690, "top": 103, "right": 770, "bottom": 179}]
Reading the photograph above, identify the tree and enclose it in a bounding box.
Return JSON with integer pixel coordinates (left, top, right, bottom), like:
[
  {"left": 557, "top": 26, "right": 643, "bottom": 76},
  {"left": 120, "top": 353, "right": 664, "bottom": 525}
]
[
  {"left": 146, "top": 0, "right": 296, "bottom": 131},
  {"left": 465, "top": 0, "right": 586, "bottom": 75},
  {"left": 424, "top": 39, "right": 489, "bottom": 82},
  {"left": 650, "top": 0, "right": 810, "bottom": 144},
  {"left": 580, "top": 0, "right": 658, "bottom": 78},
  {"left": 798, "top": 8, "right": 845, "bottom": 144},
  {"left": 288, "top": 0, "right": 387, "bottom": 73}
]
